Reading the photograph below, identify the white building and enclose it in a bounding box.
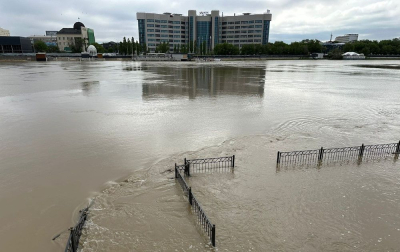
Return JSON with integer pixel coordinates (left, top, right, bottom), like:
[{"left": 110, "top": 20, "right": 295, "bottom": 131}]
[
  {"left": 0, "top": 27, "right": 10, "bottom": 36},
  {"left": 342, "top": 52, "right": 365, "bottom": 60},
  {"left": 335, "top": 34, "right": 358, "bottom": 43},
  {"left": 137, "top": 10, "right": 272, "bottom": 53}
]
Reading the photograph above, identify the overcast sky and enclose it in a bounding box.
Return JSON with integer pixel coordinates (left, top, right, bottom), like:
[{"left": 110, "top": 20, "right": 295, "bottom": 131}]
[{"left": 1, "top": 0, "right": 399, "bottom": 43}]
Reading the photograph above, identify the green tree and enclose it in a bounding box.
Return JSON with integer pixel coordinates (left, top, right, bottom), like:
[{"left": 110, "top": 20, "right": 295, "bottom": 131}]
[
  {"left": 156, "top": 42, "right": 169, "bottom": 53},
  {"left": 213, "top": 43, "right": 240, "bottom": 55},
  {"left": 34, "top": 40, "right": 48, "bottom": 52},
  {"left": 91, "top": 42, "right": 105, "bottom": 53},
  {"left": 47, "top": 45, "right": 59, "bottom": 53},
  {"left": 328, "top": 48, "right": 343, "bottom": 59},
  {"left": 70, "top": 38, "right": 84, "bottom": 53}
]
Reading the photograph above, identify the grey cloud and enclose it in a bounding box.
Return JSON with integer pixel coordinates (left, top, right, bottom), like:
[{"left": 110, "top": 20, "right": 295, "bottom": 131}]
[{"left": 0, "top": 0, "right": 399, "bottom": 44}]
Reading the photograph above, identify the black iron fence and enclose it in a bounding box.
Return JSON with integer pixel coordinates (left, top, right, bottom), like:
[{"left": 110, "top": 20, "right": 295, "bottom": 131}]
[
  {"left": 184, "top": 155, "right": 235, "bottom": 175},
  {"left": 277, "top": 141, "right": 400, "bottom": 166},
  {"left": 175, "top": 164, "right": 190, "bottom": 192},
  {"left": 65, "top": 206, "right": 89, "bottom": 252},
  {"left": 189, "top": 190, "right": 216, "bottom": 247},
  {"left": 175, "top": 162, "right": 217, "bottom": 247}
]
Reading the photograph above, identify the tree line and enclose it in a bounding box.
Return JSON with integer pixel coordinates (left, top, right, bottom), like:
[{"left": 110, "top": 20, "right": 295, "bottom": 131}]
[{"left": 34, "top": 37, "right": 400, "bottom": 56}]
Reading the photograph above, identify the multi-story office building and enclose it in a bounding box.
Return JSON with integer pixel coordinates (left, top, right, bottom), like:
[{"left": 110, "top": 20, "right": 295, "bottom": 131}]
[
  {"left": 335, "top": 34, "right": 358, "bottom": 43},
  {"left": 136, "top": 10, "right": 272, "bottom": 53}
]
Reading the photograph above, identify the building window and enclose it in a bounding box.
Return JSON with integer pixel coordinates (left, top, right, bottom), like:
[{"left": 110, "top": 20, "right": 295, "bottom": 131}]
[
  {"left": 161, "top": 30, "right": 168, "bottom": 33},
  {"left": 161, "top": 20, "right": 167, "bottom": 23},
  {"left": 241, "top": 21, "right": 248, "bottom": 24},
  {"left": 255, "top": 20, "right": 262, "bottom": 23},
  {"left": 249, "top": 20, "right": 254, "bottom": 24},
  {"left": 147, "top": 29, "right": 154, "bottom": 32},
  {"left": 155, "top": 20, "right": 160, "bottom": 23},
  {"left": 173, "top": 26, "right": 180, "bottom": 29},
  {"left": 147, "top": 24, "right": 154, "bottom": 27},
  {"left": 148, "top": 34, "right": 155, "bottom": 37},
  {"left": 173, "top": 21, "right": 180, "bottom": 24},
  {"left": 161, "top": 25, "right": 167, "bottom": 28},
  {"left": 147, "top": 19, "right": 154, "bottom": 22},
  {"left": 255, "top": 25, "right": 262, "bottom": 28}
]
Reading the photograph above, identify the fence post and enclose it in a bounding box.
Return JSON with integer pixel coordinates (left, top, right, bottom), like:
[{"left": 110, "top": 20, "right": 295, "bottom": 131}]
[
  {"left": 70, "top": 228, "right": 76, "bottom": 252},
  {"left": 188, "top": 187, "right": 192, "bottom": 205},
  {"left": 184, "top": 158, "right": 190, "bottom": 176},
  {"left": 232, "top": 155, "right": 235, "bottom": 167},
  {"left": 211, "top": 225, "right": 216, "bottom": 247},
  {"left": 318, "top": 147, "right": 324, "bottom": 162},
  {"left": 396, "top": 141, "right": 400, "bottom": 154},
  {"left": 277, "top": 151, "right": 281, "bottom": 164},
  {"left": 359, "top": 144, "right": 365, "bottom": 159},
  {"left": 175, "top": 163, "right": 178, "bottom": 178}
]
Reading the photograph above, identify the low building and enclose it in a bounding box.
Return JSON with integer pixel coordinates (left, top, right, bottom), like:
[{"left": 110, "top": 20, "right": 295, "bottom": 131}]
[
  {"left": 0, "top": 36, "right": 33, "bottom": 53},
  {"left": 342, "top": 52, "right": 365, "bottom": 60},
  {"left": 56, "top": 22, "right": 95, "bottom": 52},
  {"left": 0, "top": 27, "right": 10, "bottom": 36},
  {"left": 322, "top": 42, "right": 345, "bottom": 52},
  {"left": 335, "top": 34, "right": 358, "bottom": 43},
  {"left": 28, "top": 34, "right": 58, "bottom": 47}
]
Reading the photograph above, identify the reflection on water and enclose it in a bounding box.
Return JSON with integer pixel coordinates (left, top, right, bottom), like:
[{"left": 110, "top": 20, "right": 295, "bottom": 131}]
[
  {"left": 82, "top": 81, "right": 100, "bottom": 95},
  {"left": 142, "top": 66, "right": 265, "bottom": 99}
]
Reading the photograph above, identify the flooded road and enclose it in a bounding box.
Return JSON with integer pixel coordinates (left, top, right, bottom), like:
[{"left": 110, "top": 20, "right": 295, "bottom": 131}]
[{"left": 0, "top": 60, "right": 399, "bottom": 251}]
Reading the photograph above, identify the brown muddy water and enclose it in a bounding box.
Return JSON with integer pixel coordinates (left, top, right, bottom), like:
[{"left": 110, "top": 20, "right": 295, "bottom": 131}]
[{"left": 0, "top": 60, "right": 399, "bottom": 251}]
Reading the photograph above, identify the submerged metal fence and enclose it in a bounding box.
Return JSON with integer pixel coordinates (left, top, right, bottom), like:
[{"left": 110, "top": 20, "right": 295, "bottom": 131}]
[
  {"left": 175, "top": 159, "right": 220, "bottom": 247},
  {"left": 277, "top": 141, "right": 400, "bottom": 166},
  {"left": 184, "top": 155, "right": 235, "bottom": 175},
  {"left": 65, "top": 206, "right": 89, "bottom": 252}
]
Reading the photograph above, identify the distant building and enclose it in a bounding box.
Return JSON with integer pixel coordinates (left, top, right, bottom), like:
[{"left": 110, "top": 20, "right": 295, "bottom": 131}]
[
  {"left": 0, "top": 36, "right": 33, "bottom": 53},
  {"left": 335, "top": 34, "right": 358, "bottom": 43},
  {"left": 56, "top": 22, "right": 95, "bottom": 52},
  {"left": 342, "top": 52, "right": 365, "bottom": 60},
  {"left": 136, "top": 10, "right": 272, "bottom": 53},
  {"left": 0, "top": 27, "right": 10, "bottom": 36},
  {"left": 28, "top": 34, "right": 58, "bottom": 47},
  {"left": 322, "top": 42, "right": 345, "bottom": 52}
]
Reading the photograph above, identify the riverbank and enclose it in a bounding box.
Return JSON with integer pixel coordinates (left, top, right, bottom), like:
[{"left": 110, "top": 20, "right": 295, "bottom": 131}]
[{"left": 2, "top": 53, "right": 400, "bottom": 62}]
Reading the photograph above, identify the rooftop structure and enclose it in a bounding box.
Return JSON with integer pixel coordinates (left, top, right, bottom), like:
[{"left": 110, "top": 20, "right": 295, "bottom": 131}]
[
  {"left": 335, "top": 34, "right": 358, "bottom": 43},
  {"left": 0, "top": 27, "right": 10, "bottom": 36},
  {"left": 136, "top": 10, "right": 272, "bottom": 53}
]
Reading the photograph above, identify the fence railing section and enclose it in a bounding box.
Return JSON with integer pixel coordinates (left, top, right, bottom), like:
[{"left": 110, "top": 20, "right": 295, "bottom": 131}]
[
  {"left": 184, "top": 155, "right": 235, "bottom": 175},
  {"left": 175, "top": 160, "right": 219, "bottom": 247},
  {"left": 277, "top": 141, "right": 400, "bottom": 166},
  {"left": 65, "top": 206, "right": 89, "bottom": 252},
  {"left": 175, "top": 164, "right": 189, "bottom": 193},
  {"left": 189, "top": 190, "right": 216, "bottom": 247}
]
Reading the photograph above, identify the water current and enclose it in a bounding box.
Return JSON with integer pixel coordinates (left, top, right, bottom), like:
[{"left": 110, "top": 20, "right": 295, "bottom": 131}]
[{"left": 0, "top": 60, "right": 399, "bottom": 251}]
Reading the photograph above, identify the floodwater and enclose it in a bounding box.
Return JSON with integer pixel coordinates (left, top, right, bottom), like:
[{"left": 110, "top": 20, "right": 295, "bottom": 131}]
[{"left": 0, "top": 60, "right": 399, "bottom": 252}]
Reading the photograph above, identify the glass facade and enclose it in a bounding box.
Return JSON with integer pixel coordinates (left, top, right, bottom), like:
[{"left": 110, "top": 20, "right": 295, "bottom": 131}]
[
  {"left": 138, "top": 19, "right": 145, "bottom": 46},
  {"left": 214, "top": 17, "right": 219, "bottom": 46},
  {"left": 196, "top": 21, "right": 211, "bottom": 50},
  {"left": 189, "top": 16, "right": 194, "bottom": 42},
  {"left": 262, "top": 20, "right": 270, "bottom": 45}
]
